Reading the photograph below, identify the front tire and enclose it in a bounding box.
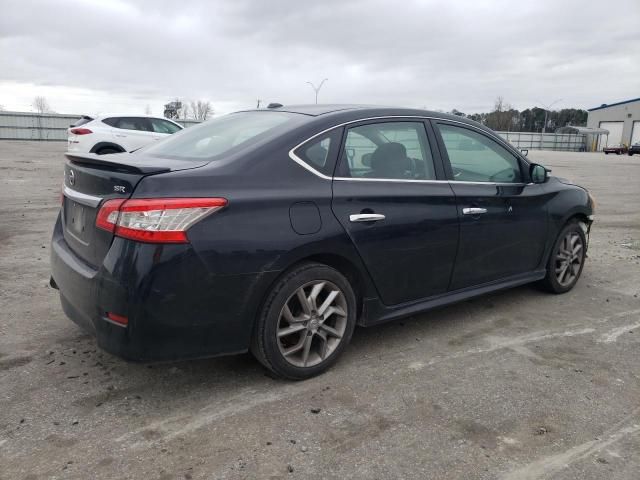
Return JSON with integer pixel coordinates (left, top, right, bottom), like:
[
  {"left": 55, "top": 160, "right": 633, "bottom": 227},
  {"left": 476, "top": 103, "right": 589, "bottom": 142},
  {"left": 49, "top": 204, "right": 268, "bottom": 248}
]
[
  {"left": 251, "top": 263, "right": 357, "bottom": 380},
  {"left": 539, "top": 221, "right": 587, "bottom": 294}
]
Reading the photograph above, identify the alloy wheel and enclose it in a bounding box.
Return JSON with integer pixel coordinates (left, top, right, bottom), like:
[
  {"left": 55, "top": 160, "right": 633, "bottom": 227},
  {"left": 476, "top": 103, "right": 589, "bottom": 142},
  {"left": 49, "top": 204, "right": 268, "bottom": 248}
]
[
  {"left": 276, "top": 280, "right": 348, "bottom": 368},
  {"left": 555, "top": 231, "right": 584, "bottom": 287}
]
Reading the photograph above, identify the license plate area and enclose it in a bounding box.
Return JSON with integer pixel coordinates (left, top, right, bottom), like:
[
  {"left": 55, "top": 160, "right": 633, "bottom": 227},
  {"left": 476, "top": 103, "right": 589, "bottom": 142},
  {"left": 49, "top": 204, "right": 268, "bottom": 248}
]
[{"left": 64, "top": 199, "right": 91, "bottom": 244}]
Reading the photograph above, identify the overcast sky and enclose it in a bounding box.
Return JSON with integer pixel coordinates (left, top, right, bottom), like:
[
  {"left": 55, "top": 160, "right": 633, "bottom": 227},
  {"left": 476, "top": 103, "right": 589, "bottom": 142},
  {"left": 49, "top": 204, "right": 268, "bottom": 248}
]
[{"left": 1, "top": 0, "right": 639, "bottom": 116}]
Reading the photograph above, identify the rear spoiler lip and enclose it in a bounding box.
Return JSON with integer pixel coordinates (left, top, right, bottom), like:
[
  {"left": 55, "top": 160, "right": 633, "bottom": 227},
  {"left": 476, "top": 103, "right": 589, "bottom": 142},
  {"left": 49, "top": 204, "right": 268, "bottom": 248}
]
[{"left": 65, "top": 152, "right": 201, "bottom": 175}]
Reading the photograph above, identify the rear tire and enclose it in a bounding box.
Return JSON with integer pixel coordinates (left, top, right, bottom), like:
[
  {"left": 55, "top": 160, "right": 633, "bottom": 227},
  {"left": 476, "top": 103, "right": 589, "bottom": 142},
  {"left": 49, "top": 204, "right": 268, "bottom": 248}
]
[
  {"left": 539, "top": 221, "right": 587, "bottom": 294},
  {"left": 251, "top": 263, "right": 357, "bottom": 380}
]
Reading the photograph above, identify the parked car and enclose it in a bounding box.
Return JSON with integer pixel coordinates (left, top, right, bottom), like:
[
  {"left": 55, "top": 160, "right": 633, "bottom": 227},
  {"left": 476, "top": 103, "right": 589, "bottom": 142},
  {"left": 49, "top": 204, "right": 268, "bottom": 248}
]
[
  {"left": 51, "top": 105, "right": 595, "bottom": 380},
  {"left": 603, "top": 144, "right": 627, "bottom": 155},
  {"left": 628, "top": 142, "right": 640, "bottom": 156},
  {"left": 67, "top": 114, "right": 183, "bottom": 155}
]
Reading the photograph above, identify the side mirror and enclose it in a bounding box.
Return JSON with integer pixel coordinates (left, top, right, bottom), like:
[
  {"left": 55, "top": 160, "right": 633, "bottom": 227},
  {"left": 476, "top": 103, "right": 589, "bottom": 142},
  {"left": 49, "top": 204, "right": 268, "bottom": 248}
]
[
  {"left": 530, "top": 164, "right": 548, "bottom": 184},
  {"left": 520, "top": 148, "right": 529, "bottom": 157}
]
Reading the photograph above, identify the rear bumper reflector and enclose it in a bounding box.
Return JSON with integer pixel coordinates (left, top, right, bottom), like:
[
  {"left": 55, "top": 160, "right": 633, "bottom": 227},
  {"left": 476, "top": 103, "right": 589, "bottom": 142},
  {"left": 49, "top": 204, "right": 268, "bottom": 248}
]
[{"left": 106, "top": 312, "right": 128, "bottom": 327}]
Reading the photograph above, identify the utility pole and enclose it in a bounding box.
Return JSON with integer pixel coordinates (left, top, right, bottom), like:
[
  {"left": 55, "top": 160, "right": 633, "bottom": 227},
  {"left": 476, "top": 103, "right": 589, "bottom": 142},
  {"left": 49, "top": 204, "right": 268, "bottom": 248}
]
[
  {"left": 536, "top": 98, "right": 562, "bottom": 133},
  {"left": 306, "top": 79, "right": 328, "bottom": 104}
]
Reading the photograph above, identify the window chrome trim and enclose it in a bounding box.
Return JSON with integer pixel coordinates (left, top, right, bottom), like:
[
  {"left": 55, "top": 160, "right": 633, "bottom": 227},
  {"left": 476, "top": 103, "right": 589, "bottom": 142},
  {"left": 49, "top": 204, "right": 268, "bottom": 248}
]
[
  {"left": 63, "top": 186, "right": 103, "bottom": 207},
  {"left": 333, "top": 177, "right": 446, "bottom": 184},
  {"left": 287, "top": 115, "right": 530, "bottom": 183}
]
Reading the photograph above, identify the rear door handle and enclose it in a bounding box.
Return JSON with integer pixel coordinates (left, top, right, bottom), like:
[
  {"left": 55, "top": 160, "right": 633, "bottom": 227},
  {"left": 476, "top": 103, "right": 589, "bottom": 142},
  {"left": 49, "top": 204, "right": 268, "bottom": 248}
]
[
  {"left": 462, "top": 207, "right": 487, "bottom": 215},
  {"left": 349, "top": 213, "right": 386, "bottom": 223}
]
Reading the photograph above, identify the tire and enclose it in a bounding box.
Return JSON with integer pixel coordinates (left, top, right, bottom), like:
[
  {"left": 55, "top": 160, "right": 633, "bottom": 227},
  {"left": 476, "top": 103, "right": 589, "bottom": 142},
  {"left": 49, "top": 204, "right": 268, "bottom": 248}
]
[
  {"left": 96, "top": 148, "right": 121, "bottom": 155},
  {"left": 251, "top": 262, "right": 357, "bottom": 380},
  {"left": 604, "top": 152, "right": 609, "bottom": 155},
  {"left": 539, "top": 220, "right": 587, "bottom": 294}
]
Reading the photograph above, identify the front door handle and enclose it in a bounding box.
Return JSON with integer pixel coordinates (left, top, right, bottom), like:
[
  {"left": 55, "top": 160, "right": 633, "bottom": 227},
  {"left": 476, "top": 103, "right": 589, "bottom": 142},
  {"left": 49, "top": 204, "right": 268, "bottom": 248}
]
[
  {"left": 349, "top": 213, "right": 386, "bottom": 223},
  {"left": 462, "top": 207, "right": 487, "bottom": 215}
]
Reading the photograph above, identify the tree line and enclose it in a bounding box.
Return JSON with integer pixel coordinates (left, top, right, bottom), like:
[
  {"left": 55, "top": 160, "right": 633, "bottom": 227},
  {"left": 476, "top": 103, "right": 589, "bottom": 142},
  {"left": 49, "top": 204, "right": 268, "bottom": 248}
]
[{"left": 449, "top": 97, "right": 588, "bottom": 132}]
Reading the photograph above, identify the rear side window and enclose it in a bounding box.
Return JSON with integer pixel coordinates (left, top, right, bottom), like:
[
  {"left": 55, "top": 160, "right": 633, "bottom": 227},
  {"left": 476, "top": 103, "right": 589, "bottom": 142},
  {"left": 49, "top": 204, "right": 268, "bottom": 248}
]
[
  {"left": 339, "top": 122, "right": 436, "bottom": 180},
  {"left": 292, "top": 129, "right": 342, "bottom": 176},
  {"left": 436, "top": 124, "right": 522, "bottom": 183},
  {"left": 106, "top": 117, "right": 152, "bottom": 132},
  {"left": 143, "top": 111, "right": 304, "bottom": 160},
  {"left": 150, "top": 118, "right": 182, "bottom": 134}
]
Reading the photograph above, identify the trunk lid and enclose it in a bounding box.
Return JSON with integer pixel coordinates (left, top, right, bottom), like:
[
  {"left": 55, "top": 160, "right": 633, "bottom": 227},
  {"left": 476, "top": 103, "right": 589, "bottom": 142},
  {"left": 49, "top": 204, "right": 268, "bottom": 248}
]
[{"left": 62, "top": 152, "right": 208, "bottom": 267}]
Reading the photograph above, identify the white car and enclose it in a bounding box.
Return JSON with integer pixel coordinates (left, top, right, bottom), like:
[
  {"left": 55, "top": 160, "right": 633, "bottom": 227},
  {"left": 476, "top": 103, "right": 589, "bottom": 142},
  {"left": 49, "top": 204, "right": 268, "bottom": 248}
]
[{"left": 67, "top": 114, "right": 184, "bottom": 155}]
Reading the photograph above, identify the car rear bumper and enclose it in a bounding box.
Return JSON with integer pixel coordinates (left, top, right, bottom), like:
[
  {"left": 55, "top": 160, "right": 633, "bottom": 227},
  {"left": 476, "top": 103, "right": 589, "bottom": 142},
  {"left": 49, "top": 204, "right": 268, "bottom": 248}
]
[{"left": 50, "top": 213, "right": 279, "bottom": 362}]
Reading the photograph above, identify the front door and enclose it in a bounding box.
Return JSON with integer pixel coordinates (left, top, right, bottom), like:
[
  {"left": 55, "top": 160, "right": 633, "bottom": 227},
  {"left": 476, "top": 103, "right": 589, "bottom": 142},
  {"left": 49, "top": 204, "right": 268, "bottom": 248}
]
[
  {"left": 433, "top": 121, "right": 548, "bottom": 290},
  {"left": 331, "top": 120, "right": 459, "bottom": 306}
]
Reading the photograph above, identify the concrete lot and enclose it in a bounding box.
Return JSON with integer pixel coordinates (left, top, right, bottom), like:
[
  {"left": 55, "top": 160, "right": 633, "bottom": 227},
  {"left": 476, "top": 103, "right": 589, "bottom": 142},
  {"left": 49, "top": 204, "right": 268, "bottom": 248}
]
[{"left": 1, "top": 141, "right": 639, "bottom": 480}]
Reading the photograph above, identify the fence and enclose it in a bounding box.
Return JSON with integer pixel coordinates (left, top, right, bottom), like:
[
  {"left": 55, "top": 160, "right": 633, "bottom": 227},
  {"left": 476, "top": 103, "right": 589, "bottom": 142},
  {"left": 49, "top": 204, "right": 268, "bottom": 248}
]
[
  {"left": 496, "top": 131, "right": 586, "bottom": 152},
  {"left": 0, "top": 111, "right": 201, "bottom": 141}
]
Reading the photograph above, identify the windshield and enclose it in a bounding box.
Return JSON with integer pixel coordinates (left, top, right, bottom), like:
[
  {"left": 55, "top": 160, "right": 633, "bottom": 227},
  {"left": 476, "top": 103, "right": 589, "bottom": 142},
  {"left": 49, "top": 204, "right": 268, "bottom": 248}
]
[{"left": 142, "top": 111, "right": 304, "bottom": 160}]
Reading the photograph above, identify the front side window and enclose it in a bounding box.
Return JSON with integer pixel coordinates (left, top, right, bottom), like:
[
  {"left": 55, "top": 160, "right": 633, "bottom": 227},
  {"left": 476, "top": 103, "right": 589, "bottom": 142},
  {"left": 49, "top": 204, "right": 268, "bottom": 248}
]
[
  {"left": 150, "top": 118, "right": 182, "bottom": 134},
  {"left": 437, "top": 124, "right": 522, "bottom": 183},
  {"left": 339, "top": 122, "right": 436, "bottom": 180}
]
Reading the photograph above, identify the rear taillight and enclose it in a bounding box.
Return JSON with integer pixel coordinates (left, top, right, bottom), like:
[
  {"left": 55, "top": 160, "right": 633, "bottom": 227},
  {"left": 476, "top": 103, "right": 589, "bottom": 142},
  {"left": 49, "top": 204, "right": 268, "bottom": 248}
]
[
  {"left": 70, "top": 127, "right": 92, "bottom": 135},
  {"left": 96, "top": 198, "right": 227, "bottom": 243}
]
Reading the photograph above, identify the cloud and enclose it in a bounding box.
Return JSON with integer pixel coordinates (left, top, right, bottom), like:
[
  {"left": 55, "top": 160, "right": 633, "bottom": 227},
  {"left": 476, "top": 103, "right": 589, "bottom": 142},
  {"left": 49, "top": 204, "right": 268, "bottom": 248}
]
[{"left": 1, "top": 0, "right": 638, "bottom": 114}]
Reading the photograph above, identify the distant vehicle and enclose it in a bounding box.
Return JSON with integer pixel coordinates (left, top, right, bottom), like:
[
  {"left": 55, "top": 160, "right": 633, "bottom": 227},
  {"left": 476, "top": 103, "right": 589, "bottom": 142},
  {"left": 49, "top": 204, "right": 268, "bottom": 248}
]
[
  {"left": 67, "top": 114, "right": 183, "bottom": 155},
  {"left": 603, "top": 144, "right": 627, "bottom": 155},
  {"left": 628, "top": 143, "right": 640, "bottom": 156},
  {"left": 51, "top": 105, "right": 594, "bottom": 380}
]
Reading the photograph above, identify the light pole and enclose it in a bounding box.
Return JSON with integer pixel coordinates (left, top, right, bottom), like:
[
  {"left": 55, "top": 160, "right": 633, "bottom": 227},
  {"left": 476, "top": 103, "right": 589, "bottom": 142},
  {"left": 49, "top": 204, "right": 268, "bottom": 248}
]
[
  {"left": 306, "top": 78, "right": 328, "bottom": 104},
  {"left": 536, "top": 98, "right": 562, "bottom": 133}
]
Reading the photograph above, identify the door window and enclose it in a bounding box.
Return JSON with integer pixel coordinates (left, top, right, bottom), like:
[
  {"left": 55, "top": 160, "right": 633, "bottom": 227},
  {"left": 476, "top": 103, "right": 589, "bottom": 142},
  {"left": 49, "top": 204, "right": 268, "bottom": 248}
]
[
  {"left": 149, "top": 118, "right": 182, "bottom": 134},
  {"left": 112, "top": 117, "right": 152, "bottom": 132},
  {"left": 437, "top": 124, "right": 522, "bottom": 183},
  {"left": 339, "top": 122, "right": 436, "bottom": 180}
]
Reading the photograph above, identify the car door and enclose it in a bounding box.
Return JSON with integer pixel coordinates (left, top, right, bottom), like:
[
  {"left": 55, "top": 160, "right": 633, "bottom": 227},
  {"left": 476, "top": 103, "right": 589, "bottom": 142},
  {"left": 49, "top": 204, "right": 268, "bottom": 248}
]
[
  {"left": 331, "top": 120, "right": 459, "bottom": 306},
  {"left": 432, "top": 120, "right": 548, "bottom": 290},
  {"left": 112, "top": 117, "right": 156, "bottom": 151}
]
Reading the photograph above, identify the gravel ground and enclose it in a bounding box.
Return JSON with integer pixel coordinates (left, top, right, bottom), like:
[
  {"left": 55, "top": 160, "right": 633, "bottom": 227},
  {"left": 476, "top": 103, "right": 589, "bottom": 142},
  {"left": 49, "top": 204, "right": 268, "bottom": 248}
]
[{"left": 1, "top": 141, "right": 639, "bottom": 480}]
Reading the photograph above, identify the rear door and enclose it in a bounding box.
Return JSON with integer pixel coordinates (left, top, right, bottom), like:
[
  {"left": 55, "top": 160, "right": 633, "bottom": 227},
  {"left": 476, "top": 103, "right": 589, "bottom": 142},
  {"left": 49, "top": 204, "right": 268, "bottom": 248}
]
[
  {"left": 432, "top": 121, "right": 547, "bottom": 290},
  {"left": 111, "top": 117, "right": 156, "bottom": 151},
  {"left": 331, "top": 120, "right": 459, "bottom": 306}
]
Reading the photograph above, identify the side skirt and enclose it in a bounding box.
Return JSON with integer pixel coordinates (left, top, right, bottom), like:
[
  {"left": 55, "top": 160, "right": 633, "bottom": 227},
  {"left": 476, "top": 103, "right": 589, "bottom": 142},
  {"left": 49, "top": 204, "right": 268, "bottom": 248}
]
[{"left": 360, "top": 270, "right": 546, "bottom": 327}]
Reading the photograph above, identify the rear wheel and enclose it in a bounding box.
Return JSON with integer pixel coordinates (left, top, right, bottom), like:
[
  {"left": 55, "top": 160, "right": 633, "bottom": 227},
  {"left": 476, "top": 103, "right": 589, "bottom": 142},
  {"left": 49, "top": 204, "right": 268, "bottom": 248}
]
[
  {"left": 539, "top": 221, "right": 586, "bottom": 293},
  {"left": 251, "top": 263, "right": 356, "bottom": 380}
]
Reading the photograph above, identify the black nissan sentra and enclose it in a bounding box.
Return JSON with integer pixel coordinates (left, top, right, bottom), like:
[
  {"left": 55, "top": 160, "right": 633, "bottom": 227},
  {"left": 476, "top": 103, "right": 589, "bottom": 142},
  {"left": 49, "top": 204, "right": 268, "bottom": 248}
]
[{"left": 50, "top": 105, "right": 594, "bottom": 379}]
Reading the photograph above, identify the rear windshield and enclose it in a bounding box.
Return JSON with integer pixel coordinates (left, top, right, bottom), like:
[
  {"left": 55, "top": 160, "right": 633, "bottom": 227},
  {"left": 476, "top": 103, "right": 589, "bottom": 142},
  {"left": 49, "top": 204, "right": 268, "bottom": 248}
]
[
  {"left": 142, "top": 111, "right": 304, "bottom": 160},
  {"left": 72, "top": 116, "right": 93, "bottom": 127}
]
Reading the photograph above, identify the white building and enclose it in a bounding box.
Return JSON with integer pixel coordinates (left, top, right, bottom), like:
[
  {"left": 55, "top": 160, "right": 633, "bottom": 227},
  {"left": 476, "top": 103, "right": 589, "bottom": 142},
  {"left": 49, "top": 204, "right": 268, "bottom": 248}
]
[{"left": 586, "top": 97, "right": 640, "bottom": 150}]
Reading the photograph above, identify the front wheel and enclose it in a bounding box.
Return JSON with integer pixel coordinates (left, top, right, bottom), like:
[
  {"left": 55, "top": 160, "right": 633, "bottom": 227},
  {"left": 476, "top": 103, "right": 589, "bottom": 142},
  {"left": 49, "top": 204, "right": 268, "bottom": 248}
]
[
  {"left": 251, "top": 263, "right": 357, "bottom": 380},
  {"left": 539, "top": 221, "right": 587, "bottom": 294}
]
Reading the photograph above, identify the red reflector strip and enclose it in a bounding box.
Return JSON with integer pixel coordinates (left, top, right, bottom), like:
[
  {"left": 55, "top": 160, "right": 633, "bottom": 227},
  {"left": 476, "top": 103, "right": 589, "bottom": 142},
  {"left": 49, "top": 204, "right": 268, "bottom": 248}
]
[{"left": 106, "top": 312, "right": 128, "bottom": 326}]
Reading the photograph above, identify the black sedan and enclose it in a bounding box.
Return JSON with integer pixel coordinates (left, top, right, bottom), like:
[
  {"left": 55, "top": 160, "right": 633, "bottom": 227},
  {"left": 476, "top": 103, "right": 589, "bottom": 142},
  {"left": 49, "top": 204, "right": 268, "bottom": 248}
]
[
  {"left": 50, "top": 105, "right": 594, "bottom": 379},
  {"left": 629, "top": 142, "right": 640, "bottom": 156}
]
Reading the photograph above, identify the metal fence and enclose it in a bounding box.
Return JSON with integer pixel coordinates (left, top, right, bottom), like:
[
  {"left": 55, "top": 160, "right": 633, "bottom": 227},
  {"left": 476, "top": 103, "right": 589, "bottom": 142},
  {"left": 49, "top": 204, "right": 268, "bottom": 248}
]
[
  {"left": 496, "top": 131, "right": 586, "bottom": 151},
  {"left": 0, "top": 111, "right": 201, "bottom": 141}
]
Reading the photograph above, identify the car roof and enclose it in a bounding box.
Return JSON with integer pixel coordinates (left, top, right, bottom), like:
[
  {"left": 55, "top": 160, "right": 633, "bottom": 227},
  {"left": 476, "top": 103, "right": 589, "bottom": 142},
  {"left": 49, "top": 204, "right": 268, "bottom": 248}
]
[{"left": 243, "top": 104, "right": 479, "bottom": 124}]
